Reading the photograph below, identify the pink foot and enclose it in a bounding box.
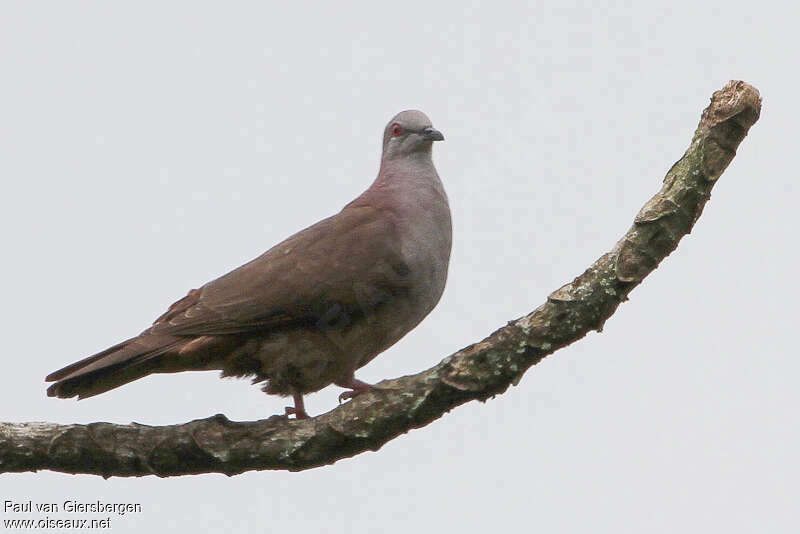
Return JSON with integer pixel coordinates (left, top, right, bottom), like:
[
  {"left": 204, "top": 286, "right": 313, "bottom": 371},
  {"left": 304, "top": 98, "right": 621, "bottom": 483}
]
[
  {"left": 286, "top": 391, "right": 309, "bottom": 419},
  {"left": 338, "top": 378, "right": 373, "bottom": 403},
  {"left": 284, "top": 406, "right": 309, "bottom": 419}
]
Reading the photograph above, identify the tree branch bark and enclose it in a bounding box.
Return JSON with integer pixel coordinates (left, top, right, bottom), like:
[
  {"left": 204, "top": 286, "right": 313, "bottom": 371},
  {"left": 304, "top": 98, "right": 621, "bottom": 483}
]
[{"left": 0, "top": 81, "right": 761, "bottom": 478}]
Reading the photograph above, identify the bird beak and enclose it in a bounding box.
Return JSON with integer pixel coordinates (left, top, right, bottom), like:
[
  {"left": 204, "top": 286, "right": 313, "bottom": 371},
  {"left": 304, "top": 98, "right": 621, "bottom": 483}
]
[{"left": 422, "top": 127, "right": 445, "bottom": 141}]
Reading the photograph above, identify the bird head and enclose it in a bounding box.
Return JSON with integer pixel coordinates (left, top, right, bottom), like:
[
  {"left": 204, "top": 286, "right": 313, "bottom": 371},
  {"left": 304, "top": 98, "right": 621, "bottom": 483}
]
[{"left": 381, "top": 110, "right": 444, "bottom": 160}]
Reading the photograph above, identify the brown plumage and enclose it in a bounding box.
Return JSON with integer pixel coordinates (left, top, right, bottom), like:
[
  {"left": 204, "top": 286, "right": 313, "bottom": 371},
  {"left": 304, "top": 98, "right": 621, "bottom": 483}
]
[{"left": 46, "top": 110, "right": 451, "bottom": 418}]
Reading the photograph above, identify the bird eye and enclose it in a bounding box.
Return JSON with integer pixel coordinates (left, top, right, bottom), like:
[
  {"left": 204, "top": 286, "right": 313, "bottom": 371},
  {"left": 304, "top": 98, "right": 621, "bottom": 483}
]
[{"left": 391, "top": 124, "right": 403, "bottom": 137}]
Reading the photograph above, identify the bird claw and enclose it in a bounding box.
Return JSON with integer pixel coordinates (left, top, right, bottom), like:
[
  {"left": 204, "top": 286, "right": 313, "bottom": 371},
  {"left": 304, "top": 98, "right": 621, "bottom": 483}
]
[
  {"left": 338, "top": 380, "right": 374, "bottom": 404},
  {"left": 338, "top": 390, "right": 360, "bottom": 403},
  {"left": 284, "top": 406, "right": 309, "bottom": 420}
]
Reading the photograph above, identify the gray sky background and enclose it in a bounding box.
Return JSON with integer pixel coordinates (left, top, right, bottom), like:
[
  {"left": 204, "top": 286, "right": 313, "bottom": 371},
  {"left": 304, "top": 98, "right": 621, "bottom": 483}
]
[{"left": 2, "top": 2, "right": 797, "bottom": 532}]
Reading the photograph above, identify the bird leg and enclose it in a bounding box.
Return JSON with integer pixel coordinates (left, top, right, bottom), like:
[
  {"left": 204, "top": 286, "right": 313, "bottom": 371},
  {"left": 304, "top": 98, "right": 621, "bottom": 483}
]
[
  {"left": 285, "top": 390, "right": 309, "bottom": 419},
  {"left": 337, "top": 378, "right": 373, "bottom": 403}
]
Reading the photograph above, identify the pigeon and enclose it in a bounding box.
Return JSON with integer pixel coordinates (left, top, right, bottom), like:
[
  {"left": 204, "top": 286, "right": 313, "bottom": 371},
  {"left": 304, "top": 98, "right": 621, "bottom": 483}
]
[{"left": 46, "top": 110, "right": 451, "bottom": 419}]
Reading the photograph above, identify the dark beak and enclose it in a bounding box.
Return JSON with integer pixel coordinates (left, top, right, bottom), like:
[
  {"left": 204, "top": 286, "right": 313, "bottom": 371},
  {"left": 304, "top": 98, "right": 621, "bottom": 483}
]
[{"left": 422, "top": 127, "right": 445, "bottom": 141}]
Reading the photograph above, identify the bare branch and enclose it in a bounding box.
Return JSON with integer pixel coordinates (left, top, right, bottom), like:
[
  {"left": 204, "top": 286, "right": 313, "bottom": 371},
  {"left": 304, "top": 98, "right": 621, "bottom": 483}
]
[{"left": 0, "top": 81, "right": 761, "bottom": 478}]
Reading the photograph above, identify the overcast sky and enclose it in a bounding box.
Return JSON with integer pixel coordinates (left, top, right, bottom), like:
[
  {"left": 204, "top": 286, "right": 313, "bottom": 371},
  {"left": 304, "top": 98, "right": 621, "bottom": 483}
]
[{"left": 2, "top": 2, "right": 797, "bottom": 532}]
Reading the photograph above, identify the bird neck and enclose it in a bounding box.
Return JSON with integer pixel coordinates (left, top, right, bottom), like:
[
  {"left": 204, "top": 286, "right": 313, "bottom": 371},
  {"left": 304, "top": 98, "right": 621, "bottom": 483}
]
[
  {"left": 375, "top": 153, "right": 436, "bottom": 187},
  {"left": 364, "top": 154, "right": 448, "bottom": 218}
]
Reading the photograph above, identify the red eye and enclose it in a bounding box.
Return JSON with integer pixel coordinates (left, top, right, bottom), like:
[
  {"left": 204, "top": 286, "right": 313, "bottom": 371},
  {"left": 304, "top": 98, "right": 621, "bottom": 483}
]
[{"left": 391, "top": 124, "right": 403, "bottom": 137}]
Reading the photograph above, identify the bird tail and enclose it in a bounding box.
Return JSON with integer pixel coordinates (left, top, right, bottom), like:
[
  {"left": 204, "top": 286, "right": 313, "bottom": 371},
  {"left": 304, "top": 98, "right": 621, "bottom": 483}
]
[{"left": 45, "top": 335, "right": 184, "bottom": 399}]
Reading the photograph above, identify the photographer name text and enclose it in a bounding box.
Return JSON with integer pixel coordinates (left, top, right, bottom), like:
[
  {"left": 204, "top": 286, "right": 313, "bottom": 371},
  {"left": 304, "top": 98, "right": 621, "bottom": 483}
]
[{"left": 3, "top": 500, "right": 142, "bottom": 516}]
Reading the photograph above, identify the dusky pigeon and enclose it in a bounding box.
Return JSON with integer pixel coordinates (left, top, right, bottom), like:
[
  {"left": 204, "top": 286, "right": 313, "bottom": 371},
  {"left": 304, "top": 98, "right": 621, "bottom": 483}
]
[{"left": 46, "top": 110, "right": 451, "bottom": 419}]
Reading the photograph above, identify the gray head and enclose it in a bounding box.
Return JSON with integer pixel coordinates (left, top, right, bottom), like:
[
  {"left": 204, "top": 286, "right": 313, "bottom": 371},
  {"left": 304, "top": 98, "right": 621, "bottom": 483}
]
[{"left": 381, "top": 110, "right": 444, "bottom": 161}]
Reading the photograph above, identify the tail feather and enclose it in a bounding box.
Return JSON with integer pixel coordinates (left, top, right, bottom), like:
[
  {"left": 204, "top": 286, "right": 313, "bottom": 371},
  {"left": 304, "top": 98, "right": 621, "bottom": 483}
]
[
  {"left": 45, "top": 337, "right": 137, "bottom": 382},
  {"left": 46, "top": 335, "right": 184, "bottom": 399}
]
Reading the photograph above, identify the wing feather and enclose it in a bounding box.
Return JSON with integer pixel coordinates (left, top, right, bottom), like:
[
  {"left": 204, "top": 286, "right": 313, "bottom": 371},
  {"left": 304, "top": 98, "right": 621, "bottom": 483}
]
[{"left": 148, "top": 205, "right": 411, "bottom": 337}]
